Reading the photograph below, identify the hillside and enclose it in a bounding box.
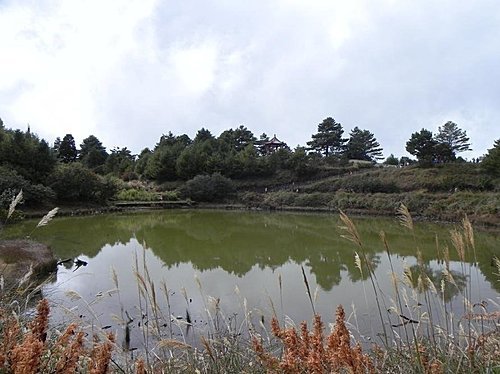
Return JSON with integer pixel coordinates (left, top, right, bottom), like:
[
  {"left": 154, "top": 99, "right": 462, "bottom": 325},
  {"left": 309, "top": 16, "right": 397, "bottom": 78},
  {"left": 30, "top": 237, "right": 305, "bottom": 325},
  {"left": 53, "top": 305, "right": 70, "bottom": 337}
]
[{"left": 228, "top": 163, "right": 500, "bottom": 226}]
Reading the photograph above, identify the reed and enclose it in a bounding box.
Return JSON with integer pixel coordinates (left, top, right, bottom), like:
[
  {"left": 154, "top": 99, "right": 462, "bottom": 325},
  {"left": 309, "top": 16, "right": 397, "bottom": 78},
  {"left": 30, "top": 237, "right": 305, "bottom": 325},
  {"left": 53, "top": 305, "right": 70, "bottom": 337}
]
[{"left": 0, "top": 191, "right": 498, "bottom": 373}]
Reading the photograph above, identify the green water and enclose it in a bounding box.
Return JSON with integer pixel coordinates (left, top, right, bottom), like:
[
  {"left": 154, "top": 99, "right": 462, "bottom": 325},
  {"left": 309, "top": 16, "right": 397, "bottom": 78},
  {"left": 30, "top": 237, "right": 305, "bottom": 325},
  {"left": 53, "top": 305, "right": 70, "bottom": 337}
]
[{"left": 3, "top": 210, "right": 499, "bottom": 348}]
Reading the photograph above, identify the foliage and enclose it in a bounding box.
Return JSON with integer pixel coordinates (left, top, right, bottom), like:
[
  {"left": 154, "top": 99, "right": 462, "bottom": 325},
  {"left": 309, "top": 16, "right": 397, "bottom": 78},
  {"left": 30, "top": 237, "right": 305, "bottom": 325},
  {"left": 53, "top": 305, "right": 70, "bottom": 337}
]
[
  {"left": 482, "top": 139, "right": 500, "bottom": 177},
  {"left": 307, "top": 117, "right": 346, "bottom": 157},
  {"left": 406, "top": 129, "right": 438, "bottom": 166},
  {"left": 144, "top": 133, "right": 190, "bottom": 182},
  {"left": 435, "top": 121, "right": 471, "bottom": 155},
  {"left": 0, "top": 166, "right": 55, "bottom": 207},
  {"left": 161, "top": 190, "right": 179, "bottom": 201},
  {"left": 104, "top": 147, "right": 135, "bottom": 177},
  {"left": 116, "top": 188, "right": 157, "bottom": 201},
  {"left": 344, "top": 126, "right": 383, "bottom": 161},
  {"left": 48, "top": 163, "right": 118, "bottom": 203},
  {"left": 181, "top": 173, "right": 235, "bottom": 202},
  {"left": 218, "top": 125, "right": 256, "bottom": 152},
  {"left": 384, "top": 154, "right": 399, "bottom": 165},
  {"left": 175, "top": 139, "right": 217, "bottom": 180},
  {"left": 0, "top": 127, "right": 56, "bottom": 183},
  {"left": 78, "top": 135, "right": 108, "bottom": 171},
  {"left": 407, "top": 123, "right": 472, "bottom": 167},
  {"left": 134, "top": 147, "right": 152, "bottom": 176},
  {"left": 53, "top": 133, "right": 77, "bottom": 163},
  {"left": 287, "top": 147, "right": 318, "bottom": 177}
]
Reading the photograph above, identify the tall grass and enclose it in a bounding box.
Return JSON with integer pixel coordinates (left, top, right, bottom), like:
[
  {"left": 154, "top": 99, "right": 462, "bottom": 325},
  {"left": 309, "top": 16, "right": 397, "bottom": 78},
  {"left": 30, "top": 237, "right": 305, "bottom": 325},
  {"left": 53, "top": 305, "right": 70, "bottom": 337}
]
[{"left": 0, "top": 190, "right": 498, "bottom": 372}]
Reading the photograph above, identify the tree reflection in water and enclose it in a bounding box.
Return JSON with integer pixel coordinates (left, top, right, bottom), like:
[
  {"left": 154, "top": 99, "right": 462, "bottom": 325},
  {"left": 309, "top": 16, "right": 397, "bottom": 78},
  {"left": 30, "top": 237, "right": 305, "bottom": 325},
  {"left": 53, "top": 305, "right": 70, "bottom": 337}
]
[{"left": 4, "top": 210, "right": 498, "bottom": 350}]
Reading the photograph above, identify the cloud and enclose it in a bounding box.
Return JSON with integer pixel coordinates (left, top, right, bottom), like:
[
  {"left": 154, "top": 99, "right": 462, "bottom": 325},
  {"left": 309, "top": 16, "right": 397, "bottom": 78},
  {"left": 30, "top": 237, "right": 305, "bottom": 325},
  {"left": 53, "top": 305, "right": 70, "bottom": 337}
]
[
  {"left": 0, "top": 0, "right": 157, "bottom": 145},
  {"left": 1, "top": 0, "right": 499, "bottom": 158}
]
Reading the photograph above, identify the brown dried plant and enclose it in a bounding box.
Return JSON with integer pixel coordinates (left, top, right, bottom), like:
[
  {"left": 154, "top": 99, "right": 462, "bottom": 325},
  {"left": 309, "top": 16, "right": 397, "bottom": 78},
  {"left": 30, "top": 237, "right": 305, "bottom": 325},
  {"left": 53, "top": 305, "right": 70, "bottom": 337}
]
[
  {"left": 10, "top": 332, "right": 45, "bottom": 374},
  {"left": 135, "top": 357, "right": 147, "bottom": 374},
  {"left": 0, "top": 299, "right": 118, "bottom": 374},
  {"left": 89, "top": 332, "right": 115, "bottom": 374},
  {"left": 0, "top": 298, "right": 50, "bottom": 373},
  {"left": 53, "top": 323, "right": 86, "bottom": 374},
  {"left": 29, "top": 298, "right": 49, "bottom": 342},
  {"left": 0, "top": 315, "right": 21, "bottom": 368},
  {"left": 253, "top": 305, "right": 374, "bottom": 373}
]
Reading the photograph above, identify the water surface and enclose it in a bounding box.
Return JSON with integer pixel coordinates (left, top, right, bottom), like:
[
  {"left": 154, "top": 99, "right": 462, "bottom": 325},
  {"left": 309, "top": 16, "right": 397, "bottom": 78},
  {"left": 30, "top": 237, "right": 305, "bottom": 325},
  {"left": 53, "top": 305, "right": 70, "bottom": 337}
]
[{"left": 4, "top": 210, "right": 499, "bottom": 349}]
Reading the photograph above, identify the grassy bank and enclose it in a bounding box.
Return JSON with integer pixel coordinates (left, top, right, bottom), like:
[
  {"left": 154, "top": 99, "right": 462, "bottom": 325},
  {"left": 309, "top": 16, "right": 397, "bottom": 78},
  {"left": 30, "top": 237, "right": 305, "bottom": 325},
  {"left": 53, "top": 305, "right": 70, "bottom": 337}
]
[
  {"left": 239, "top": 190, "right": 500, "bottom": 226},
  {"left": 6, "top": 163, "right": 499, "bottom": 228},
  {"left": 232, "top": 164, "right": 500, "bottom": 227}
]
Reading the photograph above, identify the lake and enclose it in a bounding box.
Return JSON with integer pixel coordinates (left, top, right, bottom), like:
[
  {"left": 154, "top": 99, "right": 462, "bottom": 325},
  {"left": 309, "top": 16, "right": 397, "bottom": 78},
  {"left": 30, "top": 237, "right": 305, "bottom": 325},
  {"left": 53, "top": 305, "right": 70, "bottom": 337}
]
[{"left": 4, "top": 209, "right": 500, "bottom": 350}]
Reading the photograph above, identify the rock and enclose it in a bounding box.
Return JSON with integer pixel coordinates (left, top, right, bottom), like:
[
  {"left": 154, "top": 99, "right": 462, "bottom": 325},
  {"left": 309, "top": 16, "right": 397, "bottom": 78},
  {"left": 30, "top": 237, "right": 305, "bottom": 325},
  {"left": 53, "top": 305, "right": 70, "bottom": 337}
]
[{"left": 0, "top": 240, "right": 57, "bottom": 290}]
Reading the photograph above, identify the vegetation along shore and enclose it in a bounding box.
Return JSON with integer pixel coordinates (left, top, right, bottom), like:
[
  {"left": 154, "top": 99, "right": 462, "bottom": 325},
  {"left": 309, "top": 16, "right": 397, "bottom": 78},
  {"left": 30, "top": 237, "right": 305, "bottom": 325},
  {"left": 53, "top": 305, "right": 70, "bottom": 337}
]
[
  {"left": 0, "top": 116, "right": 499, "bottom": 372},
  {"left": 0, "top": 116, "right": 499, "bottom": 226}
]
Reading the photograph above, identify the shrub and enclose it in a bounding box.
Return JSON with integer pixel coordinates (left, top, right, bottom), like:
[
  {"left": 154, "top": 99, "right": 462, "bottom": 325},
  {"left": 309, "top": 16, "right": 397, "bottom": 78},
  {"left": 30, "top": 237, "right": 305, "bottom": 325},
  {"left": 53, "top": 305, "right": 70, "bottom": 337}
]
[
  {"left": 294, "top": 192, "right": 330, "bottom": 207},
  {"left": 161, "top": 190, "right": 179, "bottom": 201},
  {"left": 262, "top": 191, "right": 297, "bottom": 207},
  {"left": 239, "top": 191, "right": 265, "bottom": 207},
  {"left": 181, "top": 173, "right": 234, "bottom": 202},
  {"left": 0, "top": 166, "right": 55, "bottom": 207},
  {"left": 116, "top": 188, "right": 158, "bottom": 201},
  {"left": 49, "top": 163, "right": 118, "bottom": 203}
]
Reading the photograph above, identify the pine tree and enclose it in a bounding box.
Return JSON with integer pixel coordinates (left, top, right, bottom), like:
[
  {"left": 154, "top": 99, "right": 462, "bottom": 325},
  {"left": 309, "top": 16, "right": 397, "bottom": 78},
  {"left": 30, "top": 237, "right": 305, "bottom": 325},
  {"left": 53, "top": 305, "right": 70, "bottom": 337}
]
[
  {"left": 406, "top": 129, "right": 437, "bottom": 167},
  {"left": 58, "top": 134, "right": 77, "bottom": 163},
  {"left": 435, "top": 121, "right": 471, "bottom": 155},
  {"left": 344, "top": 127, "right": 383, "bottom": 161},
  {"left": 307, "top": 117, "right": 346, "bottom": 157},
  {"left": 482, "top": 139, "right": 500, "bottom": 176}
]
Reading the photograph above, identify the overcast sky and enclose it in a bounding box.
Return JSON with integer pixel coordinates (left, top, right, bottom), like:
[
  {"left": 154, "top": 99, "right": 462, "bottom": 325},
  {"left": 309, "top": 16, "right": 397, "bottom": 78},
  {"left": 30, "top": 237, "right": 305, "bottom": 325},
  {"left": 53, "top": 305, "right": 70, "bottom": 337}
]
[{"left": 1, "top": 0, "right": 499, "bottom": 159}]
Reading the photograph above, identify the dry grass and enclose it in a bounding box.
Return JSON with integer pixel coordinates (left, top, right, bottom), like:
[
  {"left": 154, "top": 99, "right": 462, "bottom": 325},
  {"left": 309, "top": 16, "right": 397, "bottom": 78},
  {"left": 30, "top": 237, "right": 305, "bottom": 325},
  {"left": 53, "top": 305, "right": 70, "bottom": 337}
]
[
  {"left": 0, "top": 298, "right": 126, "bottom": 374},
  {"left": 253, "top": 305, "right": 374, "bottom": 373}
]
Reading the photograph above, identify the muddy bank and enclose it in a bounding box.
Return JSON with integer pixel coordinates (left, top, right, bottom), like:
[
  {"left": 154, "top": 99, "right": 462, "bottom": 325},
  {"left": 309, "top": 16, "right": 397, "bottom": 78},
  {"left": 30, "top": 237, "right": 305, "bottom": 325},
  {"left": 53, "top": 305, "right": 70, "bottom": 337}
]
[{"left": 0, "top": 240, "right": 57, "bottom": 290}]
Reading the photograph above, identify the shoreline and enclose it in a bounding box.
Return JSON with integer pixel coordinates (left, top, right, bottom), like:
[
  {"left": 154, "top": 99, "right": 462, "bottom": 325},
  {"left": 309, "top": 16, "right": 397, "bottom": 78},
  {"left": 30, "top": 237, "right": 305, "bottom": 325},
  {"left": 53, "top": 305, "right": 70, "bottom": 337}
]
[{"left": 17, "top": 201, "right": 500, "bottom": 231}]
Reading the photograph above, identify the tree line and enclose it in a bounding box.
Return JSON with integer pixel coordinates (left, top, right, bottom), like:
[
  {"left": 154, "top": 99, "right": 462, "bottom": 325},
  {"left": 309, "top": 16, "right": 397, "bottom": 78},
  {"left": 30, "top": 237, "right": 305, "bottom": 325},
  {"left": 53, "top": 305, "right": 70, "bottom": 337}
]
[{"left": 0, "top": 115, "right": 499, "bottom": 207}]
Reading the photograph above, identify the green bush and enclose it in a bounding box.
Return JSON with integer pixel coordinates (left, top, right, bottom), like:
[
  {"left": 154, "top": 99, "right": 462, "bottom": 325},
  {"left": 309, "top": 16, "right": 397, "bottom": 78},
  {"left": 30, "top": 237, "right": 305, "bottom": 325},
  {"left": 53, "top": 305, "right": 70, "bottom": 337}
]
[
  {"left": 294, "top": 192, "right": 330, "bottom": 207},
  {"left": 181, "top": 173, "right": 234, "bottom": 202},
  {"left": 49, "top": 163, "right": 118, "bottom": 203},
  {"left": 239, "top": 191, "right": 265, "bottom": 207},
  {"left": 116, "top": 188, "right": 158, "bottom": 201},
  {"left": 262, "top": 191, "right": 297, "bottom": 207},
  {"left": 161, "top": 190, "right": 179, "bottom": 201},
  {"left": 0, "top": 166, "right": 55, "bottom": 207}
]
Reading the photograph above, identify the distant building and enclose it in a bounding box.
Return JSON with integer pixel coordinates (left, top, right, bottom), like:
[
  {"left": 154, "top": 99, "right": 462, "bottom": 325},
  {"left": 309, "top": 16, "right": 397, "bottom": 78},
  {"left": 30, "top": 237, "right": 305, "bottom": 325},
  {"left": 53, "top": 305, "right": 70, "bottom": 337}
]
[{"left": 259, "top": 134, "right": 287, "bottom": 154}]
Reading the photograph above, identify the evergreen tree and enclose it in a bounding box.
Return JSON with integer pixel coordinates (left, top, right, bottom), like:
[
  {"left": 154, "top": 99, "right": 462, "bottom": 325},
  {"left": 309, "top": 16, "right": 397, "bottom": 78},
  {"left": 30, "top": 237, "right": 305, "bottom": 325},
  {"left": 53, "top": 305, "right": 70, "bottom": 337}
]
[
  {"left": 79, "top": 135, "right": 108, "bottom": 171},
  {"left": 384, "top": 154, "right": 399, "bottom": 166},
  {"left": 56, "top": 134, "right": 77, "bottom": 163},
  {"left": 406, "top": 129, "right": 437, "bottom": 167},
  {"left": 218, "top": 125, "right": 256, "bottom": 153},
  {"left": 0, "top": 128, "right": 56, "bottom": 182},
  {"left": 176, "top": 139, "right": 216, "bottom": 179},
  {"left": 482, "top": 139, "right": 500, "bottom": 177},
  {"left": 435, "top": 121, "right": 471, "bottom": 156},
  {"left": 104, "top": 147, "right": 135, "bottom": 176},
  {"left": 135, "top": 148, "right": 152, "bottom": 176},
  {"left": 194, "top": 128, "right": 215, "bottom": 143},
  {"left": 344, "top": 127, "right": 383, "bottom": 161},
  {"left": 145, "top": 133, "right": 191, "bottom": 182},
  {"left": 307, "top": 117, "right": 346, "bottom": 157}
]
